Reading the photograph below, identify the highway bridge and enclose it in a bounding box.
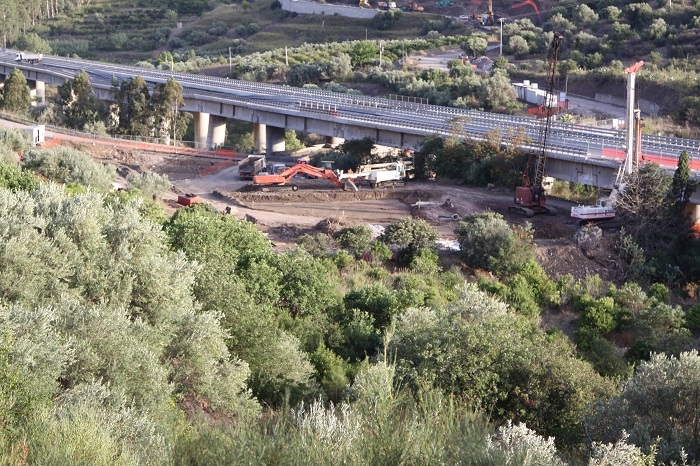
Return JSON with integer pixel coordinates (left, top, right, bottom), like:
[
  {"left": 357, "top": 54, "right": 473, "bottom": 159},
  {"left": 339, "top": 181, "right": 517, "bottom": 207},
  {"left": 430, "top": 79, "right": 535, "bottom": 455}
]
[{"left": 1, "top": 49, "right": 699, "bottom": 196}]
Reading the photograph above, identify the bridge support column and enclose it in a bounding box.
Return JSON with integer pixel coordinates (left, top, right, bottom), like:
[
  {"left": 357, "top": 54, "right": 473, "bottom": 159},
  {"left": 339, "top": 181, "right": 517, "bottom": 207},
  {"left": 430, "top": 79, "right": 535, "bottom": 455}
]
[
  {"left": 324, "top": 136, "right": 344, "bottom": 148},
  {"left": 685, "top": 203, "right": 700, "bottom": 224},
  {"left": 208, "top": 115, "right": 227, "bottom": 149},
  {"left": 266, "top": 126, "right": 286, "bottom": 154},
  {"left": 194, "top": 112, "right": 210, "bottom": 149},
  {"left": 28, "top": 80, "right": 46, "bottom": 105},
  {"left": 253, "top": 123, "right": 266, "bottom": 153}
]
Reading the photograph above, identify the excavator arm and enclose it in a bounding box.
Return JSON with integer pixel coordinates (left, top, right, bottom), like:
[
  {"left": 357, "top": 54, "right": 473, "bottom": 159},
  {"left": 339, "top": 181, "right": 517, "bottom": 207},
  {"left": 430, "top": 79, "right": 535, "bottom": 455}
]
[{"left": 253, "top": 162, "right": 347, "bottom": 189}]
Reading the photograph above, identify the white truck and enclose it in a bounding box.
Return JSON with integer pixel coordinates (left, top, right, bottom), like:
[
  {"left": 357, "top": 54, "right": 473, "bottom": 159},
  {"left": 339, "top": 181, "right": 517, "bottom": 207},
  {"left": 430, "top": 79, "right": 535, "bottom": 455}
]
[
  {"left": 15, "top": 52, "right": 43, "bottom": 64},
  {"left": 338, "top": 161, "right": 410, "bottom": 188}
]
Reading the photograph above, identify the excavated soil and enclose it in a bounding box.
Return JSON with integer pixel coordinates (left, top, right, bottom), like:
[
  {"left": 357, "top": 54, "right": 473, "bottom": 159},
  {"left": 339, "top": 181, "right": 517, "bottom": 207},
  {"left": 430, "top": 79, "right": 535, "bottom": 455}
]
[{"left": 52, "top": 139, "right": 626, "bottom": 285}]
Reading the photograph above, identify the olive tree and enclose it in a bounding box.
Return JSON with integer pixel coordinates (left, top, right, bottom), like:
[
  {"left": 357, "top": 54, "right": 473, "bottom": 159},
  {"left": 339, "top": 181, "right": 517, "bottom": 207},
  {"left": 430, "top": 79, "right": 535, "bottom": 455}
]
[{"left": 587, "top": 351, "right": 700, "bottom": 463}]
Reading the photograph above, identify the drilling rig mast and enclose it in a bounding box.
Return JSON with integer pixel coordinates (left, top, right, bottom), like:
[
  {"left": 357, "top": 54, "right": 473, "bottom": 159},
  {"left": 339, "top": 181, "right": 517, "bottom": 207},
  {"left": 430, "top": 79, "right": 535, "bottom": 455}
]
[{"left": 511, "top": 32, "right": 563, "bottom": 217}]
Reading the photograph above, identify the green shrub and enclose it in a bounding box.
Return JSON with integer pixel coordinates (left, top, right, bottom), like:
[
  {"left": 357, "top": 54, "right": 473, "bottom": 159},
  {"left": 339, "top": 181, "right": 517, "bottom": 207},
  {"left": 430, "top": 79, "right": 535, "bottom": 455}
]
[
  {"left": 577, "top": 296, "right": 617, "bottom": 334},
  {"left": 344, "top": 284, "right": 398, "bottom": 329},
  {"left": 23, "top": 147, "right": 116, "bottom": 191},
  {"left": 684, "top": 304, "right": 700, "bottom": 332},
  {"left": 334, "top": 225, "right": 372, "bottom": 258},
  {"left": 0, "top": 163, "right": 39, "bottom": 192},
  {"left": 126, "top": 172, "right": 171, "bottom": 199},
  {"left": 295, "top": 233, "right": 333, "bottom": 258},
  {"left": 409, "top": 248, "right": 440, "bottom": 274},
  {"left": 369, "top": 240, "right": 392, "bottom": 262},
  {"left": 647, "top": 282, "right": 670, "bottom": 304},
  {"left": 332, "top": 250, "right": 354, "bottom": 270},
  {"left": 456, "top": 212, "right": 534, "bottom": 278}
]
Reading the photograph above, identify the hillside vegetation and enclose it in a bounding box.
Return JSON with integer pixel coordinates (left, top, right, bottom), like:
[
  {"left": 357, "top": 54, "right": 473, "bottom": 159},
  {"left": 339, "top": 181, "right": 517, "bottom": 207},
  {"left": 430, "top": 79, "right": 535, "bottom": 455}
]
[{"left": 0, "top": 129, "right": 698, "bottom": 464}]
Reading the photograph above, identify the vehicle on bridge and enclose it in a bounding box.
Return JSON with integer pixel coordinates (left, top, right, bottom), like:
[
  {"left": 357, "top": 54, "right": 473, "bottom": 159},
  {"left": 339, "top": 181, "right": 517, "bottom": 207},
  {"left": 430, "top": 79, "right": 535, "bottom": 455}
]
[{"left": 15, "top": 52, "right": 43, "bottom": 64}]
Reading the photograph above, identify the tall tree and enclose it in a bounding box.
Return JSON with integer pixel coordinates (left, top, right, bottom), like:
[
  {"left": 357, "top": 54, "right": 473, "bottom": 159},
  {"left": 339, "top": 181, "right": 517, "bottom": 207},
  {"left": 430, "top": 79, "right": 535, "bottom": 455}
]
[
  {"left": 668, "top": 150, "right": 697, "bottom": 213},
  {"left": 57, "top": 71, "right": 103, "bottom": 130},
  {"left": 0, "top": 68, "right": 31, "bottom": 114},
  {"left": 113, "top": 76, "right": 151, "bottom": 137},
  {"left": 150, "top": 77, "right": 185, "bottom": 144}
]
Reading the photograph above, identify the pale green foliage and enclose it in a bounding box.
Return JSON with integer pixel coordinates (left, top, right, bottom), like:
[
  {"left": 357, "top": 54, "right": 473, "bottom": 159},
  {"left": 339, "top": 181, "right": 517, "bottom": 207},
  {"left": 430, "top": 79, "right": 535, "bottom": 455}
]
[
  {"left": 254, "top": 331, "right": 315, "bottom": 406},
  {"left": 166, "top": 309, "right": 259, "bottom": 415},
  {"left": 126, "top": 171, "right": 171, "bottom": 198},
  {"left": 587, "top": 351, "right": 700, "bottom": 462},
  {"left": 292, "top": 398, "right": 362, "bottom": 455},
  {"left": 588, "top": 433, "right": 654, "bottom": 466},
  {"left": 345, "top": 360, "right": 395, "bottom": 411},
  {"left": 285, "top": 129, "right": 305, "bottom": 151},
  {"left": 391, "top": 283, "right": 614, "bottom": 441},
  {"left": 26, "top": 382, "right": 169, "bottom": 465},
  {"left": 0, "top": 183, "right": 257, "bottom": 433},
  {"left": 456, "top": 212, "right": 534, "bottom": 278},
  {"left": 486, "top": 421, "right": 565, "bottom": 466},
  {"left": 23, "top": 147, "right": 116, "bottom": 191}
]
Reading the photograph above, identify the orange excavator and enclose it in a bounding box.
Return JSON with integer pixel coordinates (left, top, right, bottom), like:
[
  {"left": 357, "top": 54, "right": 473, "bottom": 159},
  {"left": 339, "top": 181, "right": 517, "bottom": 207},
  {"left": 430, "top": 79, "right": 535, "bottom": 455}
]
[{"left": 252, "top": 162, "right": 357, "bottom": 191}]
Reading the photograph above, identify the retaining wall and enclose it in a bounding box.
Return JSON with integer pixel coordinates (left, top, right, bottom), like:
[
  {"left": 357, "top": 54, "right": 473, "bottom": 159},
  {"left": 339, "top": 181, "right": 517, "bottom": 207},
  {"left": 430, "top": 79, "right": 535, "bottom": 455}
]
[
  {"left": 279, "top": 0, "right": 378, "bottom": 18},
  {"left": 595, "top": 93, "right": 662, "bottom": 116}
]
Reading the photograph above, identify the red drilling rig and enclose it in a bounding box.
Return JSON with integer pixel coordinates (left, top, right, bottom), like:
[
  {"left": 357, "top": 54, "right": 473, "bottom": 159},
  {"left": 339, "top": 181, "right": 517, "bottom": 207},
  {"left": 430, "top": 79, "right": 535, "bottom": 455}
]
[{"left": 511, "top": 32, "right": 563, "bottom": 217}]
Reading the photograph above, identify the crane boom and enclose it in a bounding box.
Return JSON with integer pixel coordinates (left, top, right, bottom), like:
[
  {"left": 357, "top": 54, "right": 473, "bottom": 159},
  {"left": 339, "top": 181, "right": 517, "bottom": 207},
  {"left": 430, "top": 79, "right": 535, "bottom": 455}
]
[
  {"left": 533, "top": 31, "right": 563, "bottom": 190},
  {"left": 512, "top": 32, "right": 563, "bottom": 217}
]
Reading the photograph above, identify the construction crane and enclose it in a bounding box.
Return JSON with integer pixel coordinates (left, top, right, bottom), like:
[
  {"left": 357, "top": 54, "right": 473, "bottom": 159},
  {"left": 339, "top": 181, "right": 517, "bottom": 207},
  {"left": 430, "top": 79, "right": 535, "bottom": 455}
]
[
  {"left": 570, "top": 61, "right": 644, "bottom": 223},
  {"left": 511, "top": 32, "right": 563, "bottom": 217}
]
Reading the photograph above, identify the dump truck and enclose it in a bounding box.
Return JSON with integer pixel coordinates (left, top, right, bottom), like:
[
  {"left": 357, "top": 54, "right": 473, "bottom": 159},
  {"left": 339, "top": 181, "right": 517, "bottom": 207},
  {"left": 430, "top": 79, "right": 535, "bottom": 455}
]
[
  {"left": 237, "top": 155, "right": 266, "bottom": 180},
  {"left": 15, "top": 52, "right": 43, "bottom": 64}
]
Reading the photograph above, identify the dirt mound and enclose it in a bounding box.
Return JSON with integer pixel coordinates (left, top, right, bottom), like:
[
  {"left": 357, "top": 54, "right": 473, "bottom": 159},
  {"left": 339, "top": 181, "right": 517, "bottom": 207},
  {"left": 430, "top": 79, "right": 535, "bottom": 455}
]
[
  {"left": 535, "top": 236, "right": 624, "bottom": 284},
  {"left": 221, "top": 188, "right": 438, "bottom": 204}
]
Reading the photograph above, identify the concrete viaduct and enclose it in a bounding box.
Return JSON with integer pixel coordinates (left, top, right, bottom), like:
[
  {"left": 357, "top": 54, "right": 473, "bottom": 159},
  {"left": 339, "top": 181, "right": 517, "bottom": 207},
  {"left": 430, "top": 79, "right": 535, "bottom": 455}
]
[{"left": 1, "top": 49, "right": 699, "bottom": 209}]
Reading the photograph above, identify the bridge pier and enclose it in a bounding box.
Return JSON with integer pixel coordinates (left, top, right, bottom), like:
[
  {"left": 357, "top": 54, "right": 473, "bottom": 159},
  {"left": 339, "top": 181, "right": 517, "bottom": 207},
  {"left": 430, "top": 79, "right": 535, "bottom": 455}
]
[
  {"left": 253, "top": 123, "right": 266, "bottom": 153},
  {"left": 209, "top": 115, "right": 227, "bottom": 149},
  {"left": 685, "top": 203, "right": 700, "bottom": 224},
  {"left": 266, "top": 126, "right": 286, "bottom": 154},
  {"left": 324, "top": 136, "right": 344, "bottom": 147},
  {"left": 194, "top": 112, "right": 210, "bottom": 149},
  {"left": 28, "top": 80, "right": 45, "bottom": 104}
]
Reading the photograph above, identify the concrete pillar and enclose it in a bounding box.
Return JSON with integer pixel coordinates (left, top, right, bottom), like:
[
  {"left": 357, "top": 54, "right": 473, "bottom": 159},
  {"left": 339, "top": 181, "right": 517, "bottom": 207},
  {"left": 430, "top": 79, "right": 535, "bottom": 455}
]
[
  {"left": 194, "top": 112, "right": 210, "bottom": 149},
  {"left": 34, "top": 80, "right": 45, "bottom": 104},
  {"left": 324, "top": 136, "right": 344, "bottom": 147},
  {"left": 684, "top": 203, "right": 700, "bottom": 224},
  {"left": 27, "top": 80, "right": 46, "bottom": 105},
  {"left": 266, "top": 126, "right": 286, "bottom": 154},
  {"left": 253, "top": 123, "right": 266, "bottom": 153},
  {"left": 208, "top": 115, "right": 227, "bottom": 149}
]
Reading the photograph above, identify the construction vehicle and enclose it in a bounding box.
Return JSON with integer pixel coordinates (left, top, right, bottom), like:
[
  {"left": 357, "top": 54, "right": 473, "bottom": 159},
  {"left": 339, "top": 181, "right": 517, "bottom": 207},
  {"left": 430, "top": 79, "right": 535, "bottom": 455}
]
[
  {"left": 571, "top": 61, "right": 645, "bottom": 223},
  {"left": 252, "top": 161, "right": 355, "bottom": 191},
  {"left": 15, "top": 52, "right": 43, "bottom": 64},
  {"left": 237, "top": 155, "right": 266, "bottom": 180},
  {"left": 510, "top": 32, "right": 563, "bottom": 217},
  {"left": 338, "top": 161, "right": 411, "bottom": 188}
]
